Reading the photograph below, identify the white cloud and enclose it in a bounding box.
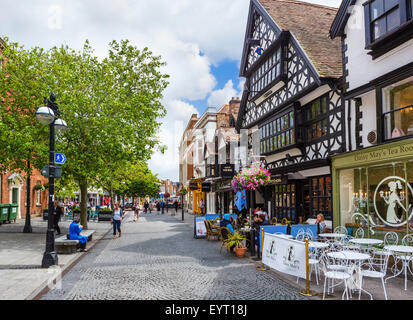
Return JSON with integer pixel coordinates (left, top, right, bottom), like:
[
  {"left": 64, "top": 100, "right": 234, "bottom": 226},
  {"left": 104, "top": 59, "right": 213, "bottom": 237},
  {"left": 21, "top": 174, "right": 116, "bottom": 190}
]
[{"left": 207, "top": 80, "right": 238, "bottom": 109}]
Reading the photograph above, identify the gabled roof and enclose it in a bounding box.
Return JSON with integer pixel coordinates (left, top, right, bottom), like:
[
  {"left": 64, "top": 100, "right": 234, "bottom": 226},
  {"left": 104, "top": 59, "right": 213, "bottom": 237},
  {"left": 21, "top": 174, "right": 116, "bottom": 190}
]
[
  {"left": 330, "top": 0, "right": 357, "bottom": 39},
  {"left": 257, "top": 0, "right": 342, "bottom": 79}
]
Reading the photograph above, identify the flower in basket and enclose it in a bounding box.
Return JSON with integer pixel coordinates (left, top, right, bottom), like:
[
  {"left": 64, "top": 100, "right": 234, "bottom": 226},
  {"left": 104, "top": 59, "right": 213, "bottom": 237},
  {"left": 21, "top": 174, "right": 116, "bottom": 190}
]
[{"left": 231, "top": 164, "right": 271, "bottom": 192}]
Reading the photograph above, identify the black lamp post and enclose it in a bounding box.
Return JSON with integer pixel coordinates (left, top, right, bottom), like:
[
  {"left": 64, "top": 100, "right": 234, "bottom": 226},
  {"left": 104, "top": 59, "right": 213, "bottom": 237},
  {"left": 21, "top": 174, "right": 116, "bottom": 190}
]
[{"left": 36, "top": 93, "right": 68, "bottom": 268}]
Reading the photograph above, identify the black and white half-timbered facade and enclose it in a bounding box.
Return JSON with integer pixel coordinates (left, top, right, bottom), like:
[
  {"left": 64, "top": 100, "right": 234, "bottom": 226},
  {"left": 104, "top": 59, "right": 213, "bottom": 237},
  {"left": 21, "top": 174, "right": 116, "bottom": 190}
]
[{"left": 236, "top": 0, "right": 345, "bottom": 225}]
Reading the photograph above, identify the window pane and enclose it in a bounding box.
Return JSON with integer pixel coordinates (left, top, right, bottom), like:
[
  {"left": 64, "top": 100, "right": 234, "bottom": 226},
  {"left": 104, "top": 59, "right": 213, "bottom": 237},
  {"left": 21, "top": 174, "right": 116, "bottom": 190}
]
[
  {"left": 387, "top": 8, "right": 401, "bottom": 32},
  {"left": 382, "top": 76, "right": 413, "bottom": 140},
  {"left": 384, "top": 0, "right": 398, "bottom": 11},
  {"left": 373, "top": 17, "right": 386, "bottom": 40},
  {"left": 410, "top": 0, "right": 413, "bottom": 19},
  {"left": 371, "top": 0, "right": 384, "bottom": 20}
]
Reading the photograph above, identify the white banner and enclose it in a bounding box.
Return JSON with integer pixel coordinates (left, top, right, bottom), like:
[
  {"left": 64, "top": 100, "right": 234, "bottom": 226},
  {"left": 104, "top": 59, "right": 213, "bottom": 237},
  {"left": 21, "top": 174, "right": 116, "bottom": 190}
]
[{"left": 262, "top": 233, "right": 307, "bottom": 279}]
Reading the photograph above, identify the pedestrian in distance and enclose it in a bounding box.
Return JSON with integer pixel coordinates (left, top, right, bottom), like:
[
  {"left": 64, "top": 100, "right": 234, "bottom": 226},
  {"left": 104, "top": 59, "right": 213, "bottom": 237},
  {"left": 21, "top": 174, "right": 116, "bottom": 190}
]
[
  {"left": 173, "top": 200, "right": 178, "bottom": 216},
  {"left": 111, "top": 203, "right": 123, "bottom": 239},
  {"left": 69, "top": 217, "right": 88, "bottom": 252},
  {"left": 199, "top": 199, "right": 205, "bottom": 215},
  {"left": 156, "top": 201, "right": 161, "bottom": 214},
  {"left": 144, "top": 200, "right": 149, "bottom": 214},
  {"left": 53, "top": 201, "right": 63, "bottom": 235},
  {"left": 160, "top": 199, "right": 166, "bottom": 214},
  {"left": 134, "top": 205, "right": 140, "bottom": 222}
]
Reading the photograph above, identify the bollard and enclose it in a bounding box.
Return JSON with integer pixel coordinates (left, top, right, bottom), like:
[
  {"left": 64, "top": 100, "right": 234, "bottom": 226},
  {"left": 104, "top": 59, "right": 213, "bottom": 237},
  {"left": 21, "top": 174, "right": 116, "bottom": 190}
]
[
  {"left": 256, "top": 227, "right": 269, "bottom": 271},
  {"left": 299, "top": 238, "right": 317, "bottom": 296}
]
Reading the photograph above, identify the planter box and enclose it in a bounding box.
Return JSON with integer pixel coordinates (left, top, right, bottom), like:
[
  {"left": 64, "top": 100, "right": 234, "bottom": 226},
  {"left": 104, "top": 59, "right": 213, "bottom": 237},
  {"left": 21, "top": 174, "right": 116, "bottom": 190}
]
[{"left": 98, "top": 211, "right": 113, "bottom": 222}]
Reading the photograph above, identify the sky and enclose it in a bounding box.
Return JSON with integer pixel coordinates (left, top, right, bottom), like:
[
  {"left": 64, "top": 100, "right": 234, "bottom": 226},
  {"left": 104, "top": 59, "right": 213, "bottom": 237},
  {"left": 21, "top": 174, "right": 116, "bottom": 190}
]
[{"left": 1, "top": 0, "right": 342, "bottom": 182}]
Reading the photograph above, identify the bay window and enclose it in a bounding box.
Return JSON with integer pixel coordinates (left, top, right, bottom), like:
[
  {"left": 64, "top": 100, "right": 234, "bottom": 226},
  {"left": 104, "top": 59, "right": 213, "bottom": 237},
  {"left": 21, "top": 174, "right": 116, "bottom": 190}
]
[{"left": 260, "top": 110, "right": 295, "bottom": 155}]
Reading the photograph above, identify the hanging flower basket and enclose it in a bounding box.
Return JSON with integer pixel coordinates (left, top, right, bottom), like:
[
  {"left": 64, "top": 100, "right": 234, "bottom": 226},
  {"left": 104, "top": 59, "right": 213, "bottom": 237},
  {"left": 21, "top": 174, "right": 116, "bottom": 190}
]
[{"left": 231, "top": 164, "right": 271, "bottom": 192}]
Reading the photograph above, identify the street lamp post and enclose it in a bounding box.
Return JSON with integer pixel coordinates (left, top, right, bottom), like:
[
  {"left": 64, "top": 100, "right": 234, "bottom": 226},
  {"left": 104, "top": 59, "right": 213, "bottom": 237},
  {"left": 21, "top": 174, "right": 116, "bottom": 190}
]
[{"left": 36, "top": 93, "right": 68, "bottom": 268}]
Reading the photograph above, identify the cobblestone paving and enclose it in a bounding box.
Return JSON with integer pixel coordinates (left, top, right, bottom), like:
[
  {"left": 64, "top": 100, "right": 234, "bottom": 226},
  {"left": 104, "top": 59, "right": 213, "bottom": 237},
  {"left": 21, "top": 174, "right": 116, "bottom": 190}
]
[{"left": 42, "top": 212, "right": 307, "bottom": 300}]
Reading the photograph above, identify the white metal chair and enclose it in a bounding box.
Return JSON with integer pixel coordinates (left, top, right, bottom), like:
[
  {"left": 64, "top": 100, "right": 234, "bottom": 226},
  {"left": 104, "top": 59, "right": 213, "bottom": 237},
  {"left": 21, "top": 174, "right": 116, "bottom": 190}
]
[
  {"left": 354, "top": 228, "right": 365, "bottom": 239},
  {"left": 358, "top": 250, "right": 390, "bottom": 300},
  {"left": 387, "top": 234, "right": 413, "bottom": 291},
  {"left": 319, "top": 251, "right": 351, "bottom": 300},
  {"left": 334, "top": 226, "right": 348, "bottom": 235},
  {"left": 374, "top": 232, "right": 398, "bottom": 257}
]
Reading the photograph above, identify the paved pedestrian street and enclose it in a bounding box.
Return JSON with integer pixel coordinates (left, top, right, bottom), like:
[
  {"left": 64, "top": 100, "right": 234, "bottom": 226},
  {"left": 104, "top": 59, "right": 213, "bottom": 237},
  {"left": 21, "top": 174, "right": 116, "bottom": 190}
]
[{"left": 42, "top": 212, "right": 307, "bottom": 300}]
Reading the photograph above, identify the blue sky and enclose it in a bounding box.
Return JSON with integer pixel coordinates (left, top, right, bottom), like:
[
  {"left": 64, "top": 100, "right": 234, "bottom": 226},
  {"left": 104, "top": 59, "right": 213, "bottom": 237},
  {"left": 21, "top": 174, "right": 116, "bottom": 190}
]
[{"left": 1, "top": 0, "right": 343, "bottom": 181}]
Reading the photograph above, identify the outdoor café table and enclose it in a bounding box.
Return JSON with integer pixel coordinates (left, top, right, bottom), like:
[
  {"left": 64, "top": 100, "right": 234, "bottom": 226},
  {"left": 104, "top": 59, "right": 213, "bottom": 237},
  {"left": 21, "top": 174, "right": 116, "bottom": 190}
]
[
  {"left": 319, "top": 233, "right": 347, "bottom": 239},
  {"left": 384, "top": 245, "right": 413, "bottom": 291},
  {"left": 327, "top": 250, "right": 371, "bottom": 298},
  {"left": 308, "top": 241, "right": 329, "bottom": 249},
  {"left": 349, "top": 238, "right": 383, "bottom": 251}
]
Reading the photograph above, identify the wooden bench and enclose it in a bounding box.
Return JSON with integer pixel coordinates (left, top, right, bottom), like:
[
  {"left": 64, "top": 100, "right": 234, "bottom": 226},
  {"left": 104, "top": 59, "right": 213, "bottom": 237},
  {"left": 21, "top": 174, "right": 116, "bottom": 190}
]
[{"left": 55, "top": 230, "right": 96, "bottom": 254}]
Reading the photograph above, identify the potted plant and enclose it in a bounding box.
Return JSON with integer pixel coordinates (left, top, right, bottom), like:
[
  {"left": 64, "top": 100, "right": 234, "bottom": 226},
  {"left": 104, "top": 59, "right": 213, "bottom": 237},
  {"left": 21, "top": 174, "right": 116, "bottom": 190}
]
[{"left": 225, "top": 231, "right": 247, "bottom": 258}]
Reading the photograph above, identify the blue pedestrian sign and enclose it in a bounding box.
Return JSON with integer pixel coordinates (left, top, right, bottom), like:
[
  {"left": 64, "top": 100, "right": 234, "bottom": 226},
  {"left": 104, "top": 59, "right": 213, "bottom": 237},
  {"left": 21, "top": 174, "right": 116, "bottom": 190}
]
[{"left": 54, "top": 153, "right": 67, "bottom": 165}]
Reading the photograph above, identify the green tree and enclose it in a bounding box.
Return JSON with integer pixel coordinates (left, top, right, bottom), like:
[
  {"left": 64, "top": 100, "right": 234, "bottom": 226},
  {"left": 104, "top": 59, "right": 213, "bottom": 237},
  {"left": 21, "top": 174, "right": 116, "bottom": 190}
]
[{"left": 0, "top": 38, "right": 169, "bottom": 228}]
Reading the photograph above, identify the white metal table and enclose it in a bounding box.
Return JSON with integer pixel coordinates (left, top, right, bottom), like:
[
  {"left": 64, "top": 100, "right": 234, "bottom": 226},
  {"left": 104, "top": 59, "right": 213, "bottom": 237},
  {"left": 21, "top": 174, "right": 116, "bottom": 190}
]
[
  {"left": 349, "top": 238, "right": 383, "bottom": 252},
  {"left": 309, "top": 241, "right": 329, "bottom": 249},
  {"left": 319, "top": 233, "right": 347, "bottom": 239},
  {"left": 327, "top": 250, "right": 371, "bottom": 299},
  {"left": 384, "top": 245, "right": 413, "bottom": 291}
]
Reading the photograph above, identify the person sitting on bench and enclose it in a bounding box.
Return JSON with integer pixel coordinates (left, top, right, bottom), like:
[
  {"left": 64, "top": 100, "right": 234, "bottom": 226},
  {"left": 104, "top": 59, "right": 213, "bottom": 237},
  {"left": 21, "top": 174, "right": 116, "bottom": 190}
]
[{"left": 69, "top": 217, "right": 89, "bottom": 252}]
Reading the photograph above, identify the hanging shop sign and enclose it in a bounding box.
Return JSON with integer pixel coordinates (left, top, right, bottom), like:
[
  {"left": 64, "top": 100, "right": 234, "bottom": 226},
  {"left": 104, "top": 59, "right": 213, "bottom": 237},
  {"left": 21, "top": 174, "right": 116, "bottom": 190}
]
[
  {"left": 201, "top": 182, "right": 211, "bottom": 192},
  {"left": 189, "top": 182, "right": 199, "bottom": 190},
  {"left": 221, "top": 164, "right": 235, "bottom": 178},
  {"left": 262, "top": 233, "right": 306, "bottom": 279}
]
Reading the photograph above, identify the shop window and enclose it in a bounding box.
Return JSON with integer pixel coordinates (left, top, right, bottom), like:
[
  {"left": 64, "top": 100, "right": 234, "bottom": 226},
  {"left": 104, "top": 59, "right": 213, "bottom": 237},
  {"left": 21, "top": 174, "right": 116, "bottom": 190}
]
[
  {"left": 338, "top": 162, "right": 413, "bottom": 233},
  {"left": 382, "top": 76, "right": 413, "bottom": 140},
  {"left": 310, "top": 176, "right": 332, "bottom": 220},
  {"left": 260, "top": 110, "right": 295, "bottom": 154},
  {"left": 274, "top": 184, "right": 296, "bottom": 222}
]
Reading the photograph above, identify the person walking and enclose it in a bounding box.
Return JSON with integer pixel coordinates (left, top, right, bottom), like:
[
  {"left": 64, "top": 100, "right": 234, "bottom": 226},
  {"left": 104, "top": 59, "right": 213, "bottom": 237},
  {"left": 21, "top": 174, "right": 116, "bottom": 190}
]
[
  {"left": 144, "top": 200, "right": 149, "bottom": 214},
  {"left": 134, "top": 205, "right": 140, "bottom": 222},
  {"left": 156, "top": 201, "right": 161, "bottom": 214},
  {"left": 111, "top": 203, "right": 123, "bottom": 239},
  {"left": 160, "top": 199, "right": 166, "bottom": 214},
  {"left": 199, "top": 199, "right": 205, "bottom": 216},
  {"left": 53, "top": 201, "right": 63, "bottom": 235}
]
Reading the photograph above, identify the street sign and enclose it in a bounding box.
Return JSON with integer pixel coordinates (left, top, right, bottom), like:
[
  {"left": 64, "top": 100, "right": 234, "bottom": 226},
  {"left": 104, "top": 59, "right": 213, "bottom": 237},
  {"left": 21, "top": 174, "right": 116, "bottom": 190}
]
[
  {"left": 54, "top": 153, "right": 66, "bottom": 165},
  {"left": 41, "top": 165, "right": 62, "bottom": 178}
]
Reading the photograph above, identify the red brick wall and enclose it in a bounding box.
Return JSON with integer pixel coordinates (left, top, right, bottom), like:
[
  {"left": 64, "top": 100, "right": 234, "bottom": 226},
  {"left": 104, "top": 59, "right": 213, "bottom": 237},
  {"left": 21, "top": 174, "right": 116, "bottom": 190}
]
[{"left": 1, "top": 169, "right": 49, "bottom": 218}]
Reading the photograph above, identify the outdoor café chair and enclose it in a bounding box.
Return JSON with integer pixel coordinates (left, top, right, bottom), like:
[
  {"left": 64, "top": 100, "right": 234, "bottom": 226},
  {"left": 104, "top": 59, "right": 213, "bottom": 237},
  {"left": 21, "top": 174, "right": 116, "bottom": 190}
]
[
  {"left": 374, "top": 232, "right": 398, "bottom": 258},
  {"left": 270, "top": 217, "right": 278, "bottom": 225},
  {"left": 319, "top": 251, "right": 351, "bottom": 300},
  {"left": 334, "top": 226, "right": 348, "bottom": 235},
  {"left": 358, "top": 250, "right": 390, "bottom": 300}
]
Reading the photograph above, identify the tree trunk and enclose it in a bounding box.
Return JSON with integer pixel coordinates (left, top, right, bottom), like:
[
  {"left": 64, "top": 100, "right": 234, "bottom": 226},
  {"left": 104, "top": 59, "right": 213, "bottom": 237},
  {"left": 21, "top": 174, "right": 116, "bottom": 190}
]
[
  {"left": 109, "top": 189, "right": 114, "bottom": 211},
  {"left": 79, "top": 179, "right": 88, "bottom": 230}
]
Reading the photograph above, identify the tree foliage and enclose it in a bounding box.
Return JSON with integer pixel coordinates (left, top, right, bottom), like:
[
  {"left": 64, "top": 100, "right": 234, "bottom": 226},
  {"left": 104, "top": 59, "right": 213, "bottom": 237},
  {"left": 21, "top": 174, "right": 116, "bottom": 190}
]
[{"left": 0, "top": 38, "right": 169, "bottom": 227}]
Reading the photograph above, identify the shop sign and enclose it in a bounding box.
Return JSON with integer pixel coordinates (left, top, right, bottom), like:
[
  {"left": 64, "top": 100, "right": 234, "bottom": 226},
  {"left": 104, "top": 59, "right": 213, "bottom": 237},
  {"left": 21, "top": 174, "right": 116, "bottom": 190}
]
[
  {"left": 195, "top": 216, "right": 207, "bottom": 238},
  {"left": 220, "top": 164, "right": 235, "bottom": 178},
  {"left": 201, "top": 183, "right": 211, "bottom": 192},
  {"left": 353, "top": 143, "right": 413, "bottom": 163},
  {"left": 270, "top": 176, "right": 288, "bottom": 185},
  {"left": 189, "top": 182, "right": 199, "bottom": 190},
  {"left": 262, "top": 233, "right": 306, "bottom": 279}
]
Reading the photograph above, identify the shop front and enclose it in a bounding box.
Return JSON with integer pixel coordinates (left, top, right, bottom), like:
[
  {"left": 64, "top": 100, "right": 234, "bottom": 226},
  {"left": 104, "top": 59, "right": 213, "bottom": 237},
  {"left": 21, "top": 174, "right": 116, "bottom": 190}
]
[
  {"left": 188, "top": 179, "right": 205, "bottom": 215},
  {"left": 270, "top": 173, "right": 332, "bottom": 225},
  {"left": 332, "top": 138, "right": 413, "bottom": 239}
]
